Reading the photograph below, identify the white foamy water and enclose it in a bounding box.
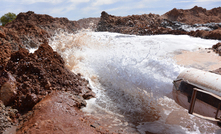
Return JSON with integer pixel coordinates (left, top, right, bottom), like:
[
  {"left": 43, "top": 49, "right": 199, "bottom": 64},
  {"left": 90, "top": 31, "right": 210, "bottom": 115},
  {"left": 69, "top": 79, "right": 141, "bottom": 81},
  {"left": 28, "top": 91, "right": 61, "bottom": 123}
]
[{"left": 49, "top": 31, "right": 220, "bottom": 134}]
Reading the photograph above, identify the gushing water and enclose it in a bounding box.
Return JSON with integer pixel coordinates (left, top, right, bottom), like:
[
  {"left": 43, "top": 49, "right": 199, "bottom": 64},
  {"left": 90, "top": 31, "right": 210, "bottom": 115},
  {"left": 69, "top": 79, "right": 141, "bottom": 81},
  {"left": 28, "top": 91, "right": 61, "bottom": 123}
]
[{"left": 49, "top": 30, "right": 220, "bottom": 134}]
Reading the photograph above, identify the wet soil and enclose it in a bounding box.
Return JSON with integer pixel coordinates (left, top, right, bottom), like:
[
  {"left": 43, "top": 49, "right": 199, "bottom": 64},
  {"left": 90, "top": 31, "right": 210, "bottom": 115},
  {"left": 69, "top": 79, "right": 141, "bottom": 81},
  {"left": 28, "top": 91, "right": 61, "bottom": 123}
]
[
  {"left": 174, "top": 48, "right": 221, "bottom": 71},
  {"left": 16, "top": 91, "right": 108, "bottom": 134}
]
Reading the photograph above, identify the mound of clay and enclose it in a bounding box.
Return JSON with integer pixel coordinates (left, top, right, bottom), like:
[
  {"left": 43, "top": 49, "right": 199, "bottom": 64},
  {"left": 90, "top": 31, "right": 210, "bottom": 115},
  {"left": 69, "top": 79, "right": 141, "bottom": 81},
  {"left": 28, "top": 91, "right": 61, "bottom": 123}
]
[
  {"left": 97, "top": 11, "right": 164, "bottom": 35},
  {"left": 188, "top": 28, "right": 221, "bottom": 40},
  {"left": 97, "top": 7, "right": 221, "bottom": 40},
  {"left": 212, "top": 42, "right": 221, "bottom": 55},
  {"left": 1, "top": 43, "right": 95, "bottom": 112},
  {"left": 4, "top": 11, "right": 101, "bottom": 50},
  {"left": 0, "top": 11, "right": 101, "bottom": 133},
  {"left": 97, "top": 11, "right": 189, "bottom": 35},
  {"left": 0, "top": 11, "right": 101, "bottom": 66},
  {"left": 16, "top": 92, "right": 107, "bottom": 134},
  {"left": 76, "top": 17, "right": 100, "bottom": 31},
  {"left": 162, "top": 6, "right": 221, "bottom": 25},
  {"left": 0, "top": 26, "right": 24, "bottom": 66},
  {"left": 5, "top": 11, "right": 78, "bottom": 49}
]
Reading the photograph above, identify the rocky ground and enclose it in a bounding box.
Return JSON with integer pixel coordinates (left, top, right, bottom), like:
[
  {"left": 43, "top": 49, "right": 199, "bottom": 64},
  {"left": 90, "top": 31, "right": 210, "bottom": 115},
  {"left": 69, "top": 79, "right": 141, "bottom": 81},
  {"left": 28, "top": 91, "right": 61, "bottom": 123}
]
[{"left": 0, "top": 6, "right": 221, "bottom": 134}]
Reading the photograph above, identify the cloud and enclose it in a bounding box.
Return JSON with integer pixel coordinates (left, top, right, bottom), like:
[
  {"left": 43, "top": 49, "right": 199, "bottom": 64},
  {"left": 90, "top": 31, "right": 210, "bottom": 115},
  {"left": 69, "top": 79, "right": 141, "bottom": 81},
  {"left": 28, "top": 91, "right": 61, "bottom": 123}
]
[
  {"left": 194, "top": 0, "right": 221, "bottom": 2},
  {"left": 69, "top": 0, "right": 90, "bottom": 4},
  {"left": 20, "top": 0, "right": 63, "bottom": 4},
  {"left": 92, "top": 0, "right": 119, "bottom": 6},
  {"left": 0, "top": 0, "right": 221, "bottom": 20},
  {"left": 175, "top": 1, "right": 191, "bottom": 3},
  {"left": 81, "top": 0, "right": 121, "bottom": 15},
  {"left": 18, "top": 0, "right": 91, "bottom": 5}
]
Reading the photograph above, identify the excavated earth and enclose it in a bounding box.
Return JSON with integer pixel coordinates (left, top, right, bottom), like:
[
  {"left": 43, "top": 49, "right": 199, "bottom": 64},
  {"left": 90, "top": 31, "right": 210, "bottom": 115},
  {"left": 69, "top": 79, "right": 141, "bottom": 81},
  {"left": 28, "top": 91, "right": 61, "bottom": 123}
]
[
  {"left": 15, "top": 91, "right": 108, "bottom": 134},
  {"left": 97, "top": 6, "right": 221, "bottom": 40},
  {"left": 4, "top": 11, "right": 78, "bottom": 49},
  {"left": 162, "top": 6, "right": 221, "bottom": 25},
  {"left": 0, "top": 42, "right": 105, "bottom": 133},
  {"left": 0, "top": 11, "right": 105, "bottom": 134},
  {"left": 0, "top": 6, "right": 221, "bottom": 134}
]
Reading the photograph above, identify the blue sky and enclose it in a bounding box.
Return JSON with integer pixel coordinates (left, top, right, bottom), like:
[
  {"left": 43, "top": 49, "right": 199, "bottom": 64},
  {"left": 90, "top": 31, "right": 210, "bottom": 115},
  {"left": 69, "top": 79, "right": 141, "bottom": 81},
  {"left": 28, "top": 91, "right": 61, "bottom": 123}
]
[{"left": 0, "top": 0, "right": 221, "bottom": 21}]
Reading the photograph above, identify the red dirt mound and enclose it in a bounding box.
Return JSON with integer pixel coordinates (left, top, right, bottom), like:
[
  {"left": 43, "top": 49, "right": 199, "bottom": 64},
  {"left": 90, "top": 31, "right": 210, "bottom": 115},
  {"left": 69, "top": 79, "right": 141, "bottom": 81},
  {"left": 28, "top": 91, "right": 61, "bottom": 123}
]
[
  {"left": 0, "top": 11, "right": 101, "bottom": 133},
  {"left": 97, "top": 11, "right": 164, "bottom": 35},
  {"left": 0, "top": 11, "right": 99, "bottom": 66},
  {"left": 2, "top": 42, "right": 95, "bottom": 112},
  {"left": 5, "top": 11, "right": 78, "bottom": 49},
  {"left": 212, "top": 42, "right": 221, "bottom": 55},
  {"left": 0, "top": 26, "right": 24, "bottom": 66},
  {"left": 16, "top": 91, "right": 108, "bottom": 134},
  {"left": 97, "top": 7, "right": 221, "bottom": 40},
  {"left": 76, "top": 17, "right": 100, "bottom": 31},
  {"left": 162, "top": 6, "right": 221, "bottom": 25},
  {"left": 188, "top": 28, "right": 221, "bottom": 40},
  {"left": 97, "top": 11, "right": 188, "bottom": 35}
]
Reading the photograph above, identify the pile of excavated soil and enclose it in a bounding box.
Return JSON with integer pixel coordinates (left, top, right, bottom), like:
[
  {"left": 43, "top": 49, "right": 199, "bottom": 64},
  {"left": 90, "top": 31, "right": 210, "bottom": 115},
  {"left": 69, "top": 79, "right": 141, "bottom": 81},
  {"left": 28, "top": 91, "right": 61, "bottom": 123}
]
[
  {"left": 16, "top": 91, "right": 108, "bottom": 134},
  {"left": 97, "top": 11, "right": 186, "bottom": 35},
  {"left": 0, "top": 11, "right": 98, "bottom": 68},
  {"left": 0, "top": 42, "right": 99, "bottom": 133},
  {"left": 4, "top": 11, "right": 100, "bottom": 50},
  {"left": 97, "top": 6, "right": 221, "bottom": 40},
  {"left": 3, "top": 43, "right": 95, "bottom": 112},
  {"left": 4, "top": 11, "right": 78, "bottom": 49},
  {"left": 97, "top": 11, "right": 163, "bottom": 35},
  {"left": 96, "top": 11, "right": 186, "bottom": 35},
  {"left": 188, "top": 28, "right": 221, "bottom": 40},
  {"left": 0, "top": 11, "right": 101, "bottom": 133},
  {"left": 162, "top": 6, "right": 221, "bottom": 25},
  {"left": 76, "top": 17, "right": 100, "bottom": 31},
  {"left": 0, "top": 26, "right": 23, "bottom": 66}
]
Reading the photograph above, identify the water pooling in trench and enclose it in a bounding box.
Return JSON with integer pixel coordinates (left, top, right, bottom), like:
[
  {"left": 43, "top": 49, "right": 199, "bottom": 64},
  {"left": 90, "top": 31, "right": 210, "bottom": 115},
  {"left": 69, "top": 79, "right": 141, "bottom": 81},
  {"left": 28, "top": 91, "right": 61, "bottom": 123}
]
[{"left": 49, "top": 31, "right": 221, "bottom": 134}]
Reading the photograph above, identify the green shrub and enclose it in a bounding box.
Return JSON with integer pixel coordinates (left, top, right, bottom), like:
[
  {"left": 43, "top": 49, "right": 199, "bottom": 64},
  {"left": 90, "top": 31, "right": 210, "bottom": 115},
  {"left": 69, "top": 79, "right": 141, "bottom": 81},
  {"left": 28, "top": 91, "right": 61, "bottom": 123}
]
[{"left": 0, "top": 12, "right": 17, "bottom": 26}]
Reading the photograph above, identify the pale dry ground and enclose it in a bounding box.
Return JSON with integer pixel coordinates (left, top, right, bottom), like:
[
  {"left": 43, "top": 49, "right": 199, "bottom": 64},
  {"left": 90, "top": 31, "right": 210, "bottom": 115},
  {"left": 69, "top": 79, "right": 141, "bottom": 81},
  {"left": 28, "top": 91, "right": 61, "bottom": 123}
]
[{"left": 174, "top": 49, "right": 221, "bottom": 71}]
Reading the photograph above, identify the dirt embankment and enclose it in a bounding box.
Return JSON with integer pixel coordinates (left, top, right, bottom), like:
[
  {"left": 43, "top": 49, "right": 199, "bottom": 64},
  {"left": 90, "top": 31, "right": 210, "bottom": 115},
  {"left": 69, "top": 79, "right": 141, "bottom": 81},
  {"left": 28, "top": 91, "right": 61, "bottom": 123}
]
[
  {"left": 97, "top": 6, "right": 221, "bottom": 40},
  {"left": 97, "top": 11, "right": 163, "bottom": 35},
  {"left": 162, "top": 6, "right": 221, "bottom": 25},
  {"left": 15, "top": 91, "right": 109, "bottom": 134},
  {"left": 76, "top": 17, "right": 100, "bottom": 31},
  {"left": 4, "top": 11, "right": 78, "bottom": 49},
  {"left": 4, "top": 43, "right": 95, "bottom": 111},
  {"left": 97, "top": 11, "right": 186, "bottom": 35},
  {"left": 0, "top": 11, "right": 77, "bottom": 67},
  {"left": 0, "top": 11, "right": 107, "bottom": 134},
  {"left": 1, "top": 43, "right": 105, "bottom": 133}
]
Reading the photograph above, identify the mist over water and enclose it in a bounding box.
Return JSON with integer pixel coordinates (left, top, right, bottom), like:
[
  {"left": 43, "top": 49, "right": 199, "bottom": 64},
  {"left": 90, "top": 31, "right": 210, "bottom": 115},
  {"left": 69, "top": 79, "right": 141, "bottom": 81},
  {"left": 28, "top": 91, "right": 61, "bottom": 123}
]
[{"left": 49, "top": 31, "right": 220, "bottom": 134}]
